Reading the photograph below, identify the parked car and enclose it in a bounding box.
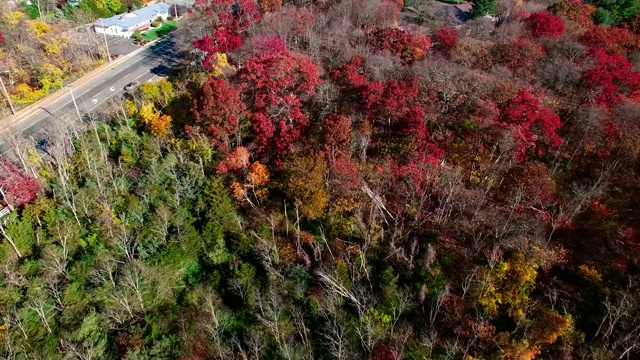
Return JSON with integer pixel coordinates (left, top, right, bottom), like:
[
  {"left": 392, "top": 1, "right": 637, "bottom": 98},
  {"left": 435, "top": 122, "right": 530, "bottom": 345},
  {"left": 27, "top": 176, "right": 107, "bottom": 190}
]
[{"left": 124, "top": 81, "right": 139, "bottom": 91}]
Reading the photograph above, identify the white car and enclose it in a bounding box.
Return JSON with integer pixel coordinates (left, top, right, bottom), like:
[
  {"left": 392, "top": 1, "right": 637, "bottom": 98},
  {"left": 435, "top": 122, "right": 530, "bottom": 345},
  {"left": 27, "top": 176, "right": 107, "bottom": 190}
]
[{"left": 124, "top": 81, "right": 139, "bottom": 91}]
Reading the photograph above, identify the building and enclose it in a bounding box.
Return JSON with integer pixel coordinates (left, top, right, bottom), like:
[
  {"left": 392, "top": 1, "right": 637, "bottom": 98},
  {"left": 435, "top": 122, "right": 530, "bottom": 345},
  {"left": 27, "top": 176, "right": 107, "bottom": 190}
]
[{"left": 93, "top": 2, "right": 170, "bottom": 38}]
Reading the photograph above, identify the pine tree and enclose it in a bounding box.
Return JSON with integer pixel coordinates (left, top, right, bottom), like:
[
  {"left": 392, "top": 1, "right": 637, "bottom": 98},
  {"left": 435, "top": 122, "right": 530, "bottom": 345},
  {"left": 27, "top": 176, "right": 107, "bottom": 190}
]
[{"left": 470, "top": 0, "right": 496, "bottom": 18}]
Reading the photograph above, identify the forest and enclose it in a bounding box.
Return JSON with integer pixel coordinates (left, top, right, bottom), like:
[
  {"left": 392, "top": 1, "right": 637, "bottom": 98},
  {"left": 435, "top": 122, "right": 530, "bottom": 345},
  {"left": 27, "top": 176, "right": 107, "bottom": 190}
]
[{"left": 1, "top": 0, "right": 640, "bottom": 358}]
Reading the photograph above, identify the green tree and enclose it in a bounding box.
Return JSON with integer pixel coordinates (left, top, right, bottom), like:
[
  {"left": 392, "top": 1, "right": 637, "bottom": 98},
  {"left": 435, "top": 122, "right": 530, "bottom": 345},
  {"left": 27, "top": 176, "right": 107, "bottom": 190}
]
[{"left": 470, "top": 0, "right": 496, "bottom": 18}]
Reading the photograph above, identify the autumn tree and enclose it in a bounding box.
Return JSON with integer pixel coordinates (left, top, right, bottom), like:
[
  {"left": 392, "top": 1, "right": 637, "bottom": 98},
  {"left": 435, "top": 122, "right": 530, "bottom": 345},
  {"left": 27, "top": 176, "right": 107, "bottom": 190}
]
[
  {"left": 491, "top": 38, "right": 544, "bottom": 77},
  {"left": 251, "top": 35, "right": 286, "bottom": 57},
  {"left": 0, "top": 158, "right": 40, "bottom": 207},
  {"left": 148, "top": 115, "right": 172, "bottom": 137},
  {"left": 284, "top": 151, "right": 328, "bottom": 219},
  {"left": 237, "top": 50, "right": 321, "bottom": 161},
  {"left": 581, "top": 25, "right": 637, "bottom": 54},
  {"left": 231, "top": 160, "right": 270, "bottom": 206},
  {"left": 584, "top": 48, "right": 640, "bottom": 106},
  {"left": 193, "top": 30, "right": 242, "bottom": 69},
  {"left": 435, "top": 27, "right": 459, "bottom": 53},
  {"left": 190, "top": 78, "right": 248, "bottom": 152},
  {"left": 527, "top": 12, "right": 566, "bottom": 38},
  {"left": 476, "top": 253, "right": 538, "bottom": 320},
  {"left": 323, "top": 114, "right": 352, "bottom": 162},
  {"left": 259, "top": 0, "right": 282, "bottom": 13},
  {"left": 367, "top": 28, "right": 431, "bottom": 63},
  {"left": 497, "top": 89, "right": 562, "bottom": 161},
  {"left": 192, "top": 0, "right": 261, "bottom": 67}
]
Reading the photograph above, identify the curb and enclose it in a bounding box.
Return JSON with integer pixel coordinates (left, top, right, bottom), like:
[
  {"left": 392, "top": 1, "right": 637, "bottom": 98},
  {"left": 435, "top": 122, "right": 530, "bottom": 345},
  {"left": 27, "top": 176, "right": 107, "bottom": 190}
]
[{"left": 0, "top": 38, "right": 160, "bottom": 129}]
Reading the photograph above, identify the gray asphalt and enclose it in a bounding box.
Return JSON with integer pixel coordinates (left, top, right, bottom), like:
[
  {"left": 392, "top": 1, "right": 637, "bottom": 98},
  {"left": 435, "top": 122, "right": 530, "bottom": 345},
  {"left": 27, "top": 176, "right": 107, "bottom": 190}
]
[{"left": 0, "top": 35, "right": 179, "bottom": 158}]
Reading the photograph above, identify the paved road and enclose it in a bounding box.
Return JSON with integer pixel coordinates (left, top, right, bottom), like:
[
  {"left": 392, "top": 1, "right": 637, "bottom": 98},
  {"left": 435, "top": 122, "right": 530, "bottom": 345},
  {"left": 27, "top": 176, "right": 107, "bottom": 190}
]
[{"left": 0, "top": 35, "right": 179, "bottom": 158}]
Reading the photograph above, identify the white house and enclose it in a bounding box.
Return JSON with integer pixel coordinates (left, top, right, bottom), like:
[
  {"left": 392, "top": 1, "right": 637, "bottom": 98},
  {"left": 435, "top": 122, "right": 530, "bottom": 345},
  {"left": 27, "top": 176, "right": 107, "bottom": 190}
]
[{"left": 94, "top": 2, "right": 170, "bottom": 38}]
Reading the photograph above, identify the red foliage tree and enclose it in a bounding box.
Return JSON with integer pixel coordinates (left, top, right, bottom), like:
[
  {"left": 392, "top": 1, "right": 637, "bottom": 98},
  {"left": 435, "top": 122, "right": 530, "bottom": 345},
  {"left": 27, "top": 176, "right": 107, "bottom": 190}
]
[
  {"left": 581, "top": 26, "right": 638, "bottom": 55},
  {"left": 323, "top": 114, "right": 352, "bottom": 161},
  {"left": 500, "top": 161, "right": 557, "bottom": 208},
  {"left": 382, "top": 158, "right": 440, "bottom": 221},
  {"left": 0, "top": 158, "right": 40, "bottom": 207},
  {"left": 193, "top": 30, "right": 243, "bottom": 68},
  {"left": 498, "top": 89, "right": 563, "bottom": 161},
  {"left": 291, "top": 7, "right": 315, "bottom": 36},
  {"left": 329, "top": 154, "right": 361, "bottom": 196},
  {"left": 192, "top": 0, "right": 260, "bottom": 63},
  {"left": 194, "top": 0, "right": 260, "bottom": 31},
  {"left": 491, "top": 37, "right": 544, "bottom": 77},
  {"left": 190, "top": 78, "right": 248, "bottom": 153},
  {"left": 332, "top": 55, "right": 369, "bottom": 90},
  {"left": 237, "top": 50, "right": 321, "bottom": 161},
  {"left": 368, "top": 28, "right": 431, "bottom": 63},
  {"left": 364, "top": 79, "right": 421, "bottom": 125},
  {"left": 332, "top": 56, "right": 442, "bottom": 165},
  {"left": 252, "top": 35, "right": 286, "bottom": 56},
  {"left": 436, "top": 27, "right": 459, "bottom": 53},
  {"left": 0, "top": 31, "right": 4, "bottom": 43},
  {"left": 527, "top": 11, "right": 566, "bottom": 38},
  {"left": 585, "top": 48, "right": 640, "bottom": 106}
]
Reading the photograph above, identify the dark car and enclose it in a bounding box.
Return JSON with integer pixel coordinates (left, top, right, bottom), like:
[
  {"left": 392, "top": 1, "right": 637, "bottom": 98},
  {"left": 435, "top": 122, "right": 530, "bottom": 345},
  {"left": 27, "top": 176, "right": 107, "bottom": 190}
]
[
  {"left": 35, "top": 138, "right": 50, "bottom": 152},
  {"left": 124, "top": 81, "right": 139, "bottom": 91}
]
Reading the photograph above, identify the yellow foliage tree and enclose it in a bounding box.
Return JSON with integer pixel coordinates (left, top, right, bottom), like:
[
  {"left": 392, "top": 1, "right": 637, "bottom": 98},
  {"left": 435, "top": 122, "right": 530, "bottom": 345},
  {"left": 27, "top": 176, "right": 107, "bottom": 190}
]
[
  {"left": 157, "top": 79, "right": 174, "bottom": 106},
  {"left": 138, "top": 103, "right": 159, "bottom": 124},
  {"left": 210, "top": 53, "right": 234, "bottom": 77},
  {"left": 31, "top": 20, "right": 51, "bottom": 36},
  {"left": 530, "top": 309, "right": 572, "bottom": 345},
  {"left": 123, "top": 99, "right": 137, "bottom": 117},
  {"left": 139, "top": 82, "right": 161, "bottom": 103},
  {"left": 139, "top": 79, "right": 174, "bottom": 107},
  {"left": 4, "top": 12, "right": 26, "bottom": 28},
  {"left": 476, "top": 253, "right": 538, "bottom": 320},
  {"left": 42, "top": 37, "right": 67, "bottom": 56},
  {"left": 285, "top": 151, "right": 328, "bottom": 220},
  {"left": 148, "top": 114, "right": 172, "bottom": 137},
  {"left": 40, "top": 63, "right": 64, "bottom": 87},
  {"left": 10, "top": 83, "right": 45, "bottom": 105},
  {"left": 501, "top": 342, "right": 540, "bottom": 360}
]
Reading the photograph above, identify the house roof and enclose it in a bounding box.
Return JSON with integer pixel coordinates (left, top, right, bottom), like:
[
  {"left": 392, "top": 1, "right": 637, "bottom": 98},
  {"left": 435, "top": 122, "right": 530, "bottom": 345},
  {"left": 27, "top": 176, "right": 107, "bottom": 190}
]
[{"left": 95, "top": 3, "right": 170, "bottom": 31}]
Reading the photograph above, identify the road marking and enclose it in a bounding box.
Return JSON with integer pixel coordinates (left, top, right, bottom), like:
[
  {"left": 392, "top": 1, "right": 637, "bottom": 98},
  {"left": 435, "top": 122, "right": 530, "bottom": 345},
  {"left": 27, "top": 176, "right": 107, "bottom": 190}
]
[
  {"left": 92, "top": 99, "right": 98, "bottom": 104},
  {"left": 8, "top": 49, "right": 174, "bottom": 135},
  {"left": 110, "top": 87, "right": 115, "bottom": 91},
  {"left": 87, "top": 68, "right": 169, "bottom": 113}
]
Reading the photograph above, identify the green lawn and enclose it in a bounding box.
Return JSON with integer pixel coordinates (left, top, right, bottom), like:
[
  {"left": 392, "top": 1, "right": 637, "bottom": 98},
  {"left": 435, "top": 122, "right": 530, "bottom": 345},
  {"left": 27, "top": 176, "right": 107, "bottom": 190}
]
[{"left": 140, "top": 21, "right": 177, "bottom": 40}]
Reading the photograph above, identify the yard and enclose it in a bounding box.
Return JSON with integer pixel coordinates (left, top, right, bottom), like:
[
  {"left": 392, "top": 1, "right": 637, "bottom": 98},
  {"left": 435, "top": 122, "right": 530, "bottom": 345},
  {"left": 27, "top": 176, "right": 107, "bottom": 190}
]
[{"left": 140, "top": 21, "right": 177, "bottom": 40}]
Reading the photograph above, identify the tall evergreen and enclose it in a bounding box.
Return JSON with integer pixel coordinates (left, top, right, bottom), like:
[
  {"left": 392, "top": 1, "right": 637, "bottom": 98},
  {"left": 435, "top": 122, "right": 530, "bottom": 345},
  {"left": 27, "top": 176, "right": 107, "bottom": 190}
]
[{"left": 469, "top": 0, "right": 496, "bottom": 18}]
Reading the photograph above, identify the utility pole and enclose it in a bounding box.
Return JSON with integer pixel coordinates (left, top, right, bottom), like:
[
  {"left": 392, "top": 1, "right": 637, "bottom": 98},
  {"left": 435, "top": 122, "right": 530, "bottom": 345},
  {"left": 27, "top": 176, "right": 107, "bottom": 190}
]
[
  {"left": 173, "top": 0, "right": 179, "bottom": 22},
  {"left": 0, "top": 76, "right": 15, "bottom": 116},
  {"left": 68, "top": 85, "right": 82, "bottom": 121},
  {"left": 100, "top": 18, "right": 112, "bottom": 63}
]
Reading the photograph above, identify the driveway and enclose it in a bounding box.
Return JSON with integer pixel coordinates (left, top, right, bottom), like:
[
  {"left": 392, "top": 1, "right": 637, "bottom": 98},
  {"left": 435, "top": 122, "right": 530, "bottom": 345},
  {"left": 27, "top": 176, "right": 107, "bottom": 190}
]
[{"left": 105, "top": 35, "right": 138, "bottom": 57}]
